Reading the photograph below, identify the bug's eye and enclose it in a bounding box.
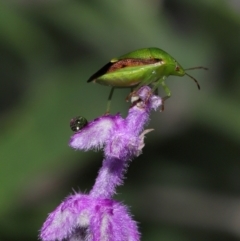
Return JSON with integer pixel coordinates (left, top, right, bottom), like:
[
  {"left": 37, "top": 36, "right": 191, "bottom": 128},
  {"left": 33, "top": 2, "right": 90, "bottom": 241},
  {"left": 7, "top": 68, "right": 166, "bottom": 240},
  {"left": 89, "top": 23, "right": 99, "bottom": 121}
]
[
  {"left": 70, "top": 116, "right": 88, "bottom": 132},
  {"left": 175, "top": 66, "right": 180, "bottom": 71}
]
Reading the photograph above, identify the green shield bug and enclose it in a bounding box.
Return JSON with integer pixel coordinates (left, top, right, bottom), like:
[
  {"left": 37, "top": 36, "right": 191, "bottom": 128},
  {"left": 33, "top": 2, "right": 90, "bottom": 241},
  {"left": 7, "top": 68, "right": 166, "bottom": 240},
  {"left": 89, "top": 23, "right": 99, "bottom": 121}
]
[
  {"left": 87, "top": 47, "right": 207, "bottom": 113},
  {"left": 70, "top": 116, "right": 88, "bottom": 132}
]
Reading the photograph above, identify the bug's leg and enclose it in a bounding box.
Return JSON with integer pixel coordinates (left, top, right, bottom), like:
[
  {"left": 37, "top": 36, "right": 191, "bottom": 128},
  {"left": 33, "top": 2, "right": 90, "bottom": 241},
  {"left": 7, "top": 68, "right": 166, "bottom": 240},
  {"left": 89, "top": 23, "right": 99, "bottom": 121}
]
[
  {"left": 161, "top": 81, "right": 171, "bottom": 98},
  {"left": 151, "top": 80, "right": 170, "bottom": 111},
  {"left": 106, "top": 87, "right": 115, "bottom": 114},
  {"left": 160, "top": 81, "right": 171, "bottom": 111}
]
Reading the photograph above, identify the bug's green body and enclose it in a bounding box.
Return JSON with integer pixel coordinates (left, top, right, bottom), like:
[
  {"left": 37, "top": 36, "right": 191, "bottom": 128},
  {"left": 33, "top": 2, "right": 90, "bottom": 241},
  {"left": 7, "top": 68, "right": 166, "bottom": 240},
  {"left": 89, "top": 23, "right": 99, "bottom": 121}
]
[
  {"left": 87, "top": 47, "right": 205, "bottom": 112},
  {"left": 110, "top": 47, "right": 185, "bottom": 86}
]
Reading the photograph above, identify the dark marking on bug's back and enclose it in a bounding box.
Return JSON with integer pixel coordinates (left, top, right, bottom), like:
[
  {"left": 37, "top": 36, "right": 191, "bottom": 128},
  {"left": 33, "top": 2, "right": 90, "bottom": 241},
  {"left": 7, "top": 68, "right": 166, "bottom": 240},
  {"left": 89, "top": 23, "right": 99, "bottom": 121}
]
[
  {"left": 87, "top": 58, "right": 161, "bottom": 82},
  {"left": 107, "top": 58, "right": 160, "bottom": 72}
]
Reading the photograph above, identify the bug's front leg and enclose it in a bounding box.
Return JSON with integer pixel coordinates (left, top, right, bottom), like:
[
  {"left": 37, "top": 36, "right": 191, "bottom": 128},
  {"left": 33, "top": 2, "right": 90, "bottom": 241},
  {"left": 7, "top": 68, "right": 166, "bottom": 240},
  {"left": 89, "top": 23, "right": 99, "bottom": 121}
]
[
  {"left": 160, "top": 81, "right": 171, "bottom": 111},
  {"left": 151, "top": 77, "right": 170, "bottom": 111},
  {"left": 105, "top": 87, "right": 115, "bottom": 114},
  {"left": 160, "top": 81, "right": 171, "bottom": 98}
]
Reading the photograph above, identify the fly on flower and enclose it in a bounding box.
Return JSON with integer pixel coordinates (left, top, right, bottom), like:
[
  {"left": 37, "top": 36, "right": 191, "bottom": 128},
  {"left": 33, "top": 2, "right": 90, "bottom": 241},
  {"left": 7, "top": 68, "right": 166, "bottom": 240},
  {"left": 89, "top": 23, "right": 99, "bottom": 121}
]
[
  {"left": 88, "top": 47, "right": 207, "bottom": 113},
  {"left": 70, "top": 116, "right": 88, "bottom": 132}
]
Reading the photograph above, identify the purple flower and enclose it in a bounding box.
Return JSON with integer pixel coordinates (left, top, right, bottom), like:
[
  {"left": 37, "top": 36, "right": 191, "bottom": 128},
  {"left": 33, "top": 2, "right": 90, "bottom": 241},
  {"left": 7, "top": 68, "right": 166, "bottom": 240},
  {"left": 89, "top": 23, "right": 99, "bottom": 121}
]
[
  {"left": 40, "top": 86, "right": 162, "bottom": 241},
  {"left": 40, "top": 194, "right": 139, "bottom": 241}
]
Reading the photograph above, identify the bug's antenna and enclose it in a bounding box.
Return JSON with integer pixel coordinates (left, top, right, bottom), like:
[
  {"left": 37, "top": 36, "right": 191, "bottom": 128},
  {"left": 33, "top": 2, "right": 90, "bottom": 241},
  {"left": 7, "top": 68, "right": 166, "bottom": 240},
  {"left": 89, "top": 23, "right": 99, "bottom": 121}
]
[
  {"left": 184, "top": 66, "right": 208, "bottom": 90},
  {"left": 185, "top": 66, "right": 208, "bottom": 71},
  {"left": 185, "top": 73, "right": 201, "bottom": 90}
]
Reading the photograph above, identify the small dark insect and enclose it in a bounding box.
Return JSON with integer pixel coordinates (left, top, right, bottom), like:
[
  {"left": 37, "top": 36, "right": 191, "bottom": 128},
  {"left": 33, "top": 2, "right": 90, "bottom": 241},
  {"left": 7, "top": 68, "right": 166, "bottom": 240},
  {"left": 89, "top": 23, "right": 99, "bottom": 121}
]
[{"left": 70, "top": 116, "right": 88, "bottom": 132}]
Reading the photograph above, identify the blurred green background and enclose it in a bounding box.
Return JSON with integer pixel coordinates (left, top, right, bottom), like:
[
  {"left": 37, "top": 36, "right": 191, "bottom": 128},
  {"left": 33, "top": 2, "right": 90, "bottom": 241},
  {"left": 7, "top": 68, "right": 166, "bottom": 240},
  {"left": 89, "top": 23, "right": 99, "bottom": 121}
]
[{"left": 1, "top": 0, "right": 240, "bottom": 240}]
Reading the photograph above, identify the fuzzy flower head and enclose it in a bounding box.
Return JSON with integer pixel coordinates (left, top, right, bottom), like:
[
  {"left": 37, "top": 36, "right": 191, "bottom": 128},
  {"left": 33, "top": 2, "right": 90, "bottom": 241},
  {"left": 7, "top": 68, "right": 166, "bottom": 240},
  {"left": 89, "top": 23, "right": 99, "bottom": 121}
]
[
  {"left": 40, "top": 194, "right": 139, "bottom": 241},
  {"left": 40, "top": 86, "right": 162, "bottom": 241},
  {"left": 69, "top": 86, "right": 161, "bottom": 159}
]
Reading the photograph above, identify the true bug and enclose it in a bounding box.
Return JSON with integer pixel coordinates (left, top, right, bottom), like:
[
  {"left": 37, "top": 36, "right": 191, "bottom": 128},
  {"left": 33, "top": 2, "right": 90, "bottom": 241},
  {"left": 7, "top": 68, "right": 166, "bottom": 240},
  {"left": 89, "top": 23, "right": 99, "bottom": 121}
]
[
  {"left": 70, "top": 116, "right": 88, "bottom": 132},
  {"left": 87, "top": 47, "right": 207, "bottom": 113}
]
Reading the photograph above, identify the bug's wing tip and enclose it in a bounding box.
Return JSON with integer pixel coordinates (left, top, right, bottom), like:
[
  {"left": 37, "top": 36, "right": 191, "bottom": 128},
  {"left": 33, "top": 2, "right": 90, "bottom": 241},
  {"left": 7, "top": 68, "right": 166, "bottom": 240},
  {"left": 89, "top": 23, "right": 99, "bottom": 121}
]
[
  {"left": 87, "top": 77, "right": 94, "bottom": 83},
  {"left": 86, "top": 62, "right": 114, "bottom": 83}
]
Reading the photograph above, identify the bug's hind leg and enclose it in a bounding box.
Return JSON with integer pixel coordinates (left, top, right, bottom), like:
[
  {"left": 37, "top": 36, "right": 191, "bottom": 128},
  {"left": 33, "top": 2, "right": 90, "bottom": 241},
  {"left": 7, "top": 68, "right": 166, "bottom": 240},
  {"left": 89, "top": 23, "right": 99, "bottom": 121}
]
[{"left": 106, "top": 87, "right": 115, "bottom": 114}]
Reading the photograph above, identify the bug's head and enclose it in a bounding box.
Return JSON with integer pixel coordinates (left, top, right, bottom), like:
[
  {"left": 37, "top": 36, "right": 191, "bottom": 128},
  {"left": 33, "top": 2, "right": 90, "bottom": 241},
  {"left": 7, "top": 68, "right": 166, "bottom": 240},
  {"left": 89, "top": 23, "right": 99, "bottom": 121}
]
[
  {"left": 170, "top": 58, "right": 208, "bottom": 90},
  {"left": 171, "top": 61, "right": 185, "bottom": 77},
  {"left": 170, "top": 60, "right": 208, "bottom": 90},
  {"left": 165, "top": 58, "right": 208, "bottom": 90},
  {"left": 161, "top": 55, "right": 185, "bottom": 77},
  {"left": 151, "top": 48, "right": 207, "bottom": 90}
]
